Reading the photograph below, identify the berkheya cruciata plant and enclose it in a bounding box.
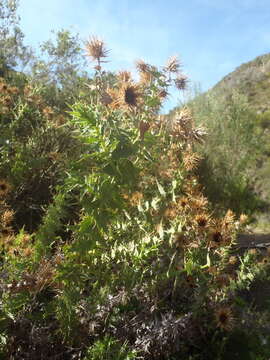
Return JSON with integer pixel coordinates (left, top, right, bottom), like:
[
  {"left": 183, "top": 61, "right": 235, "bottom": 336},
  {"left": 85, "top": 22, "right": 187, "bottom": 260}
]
[{"left": 1, "top": 35, "right": 266, "bottom": 360}]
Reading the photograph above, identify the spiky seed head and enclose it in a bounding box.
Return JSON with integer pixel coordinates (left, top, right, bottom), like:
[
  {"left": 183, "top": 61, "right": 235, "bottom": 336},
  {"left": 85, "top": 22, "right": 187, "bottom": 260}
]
[
  {"left": 0, "top": 180, "right": 11, "bottom": 197},
  {"left": 0, "top": 80, "right": 8, "bottom": 92},
  {"left": 215, "top": 307, "right": 234, "bottom": 331},
  {"left": 212, "top": 230, "right": 223, "bottom": 244},
  {"left": 228, "top": 256, "right": 238, "bottom": 265},
  {"left": 157, "top": 89, "right": 169, "bottom": 99},
  {"left": 114, "top": 83, "right": 141, "bottom": 110},
  {"left": 129, "top": 191, "right": 143, "bottom": 206},
  {"left": 1, "top": 210, "right": 14, "bottom": 226},
  {"left": 165, "top": 55, "right": 181, "bottom": 73},
  {"left": 118, "top": 70, "right": 132, "bottom": 82},
  {"left": 174, "top": 74, "right": 188, "bottom": 90},
  {"left": 195, "top": 214, "right": 209, "bottom": 228},
  {"left": 135, "top": 59, "right": 150, "bottom": 73},
  {"left": 183, "top": 151, "right": 201, "bottom": 171},
  {"left": 179, "top": 197, "right": 189, "bottom": 209},
  {"left": 1, "top": 227, "right": 12, "bottom": 237},
  {"left": 239, "top": 214, "right": 248, "bottom": 225},
  {"left": 223, "top": 209, "right": 235, "bottom": 227},
  {"left": 85, "top": 36, "right": 109, "bottom": 62},
  {"left": 124, "top": 85, "right": 138, "bottom": 107},
  {"left": 261, "top": 257, "right": 270, "bottom": 265}
]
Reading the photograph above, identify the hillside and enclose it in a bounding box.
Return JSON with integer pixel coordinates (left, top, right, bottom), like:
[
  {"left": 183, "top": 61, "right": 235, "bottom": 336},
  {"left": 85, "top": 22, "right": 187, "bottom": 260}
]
[
  {"left": 167, "top": 53, "right": 270, "bottom": 229},
  {"left": 213, "top": 54, "right": 270, "bottom": 230},
  {"left": 212, "top": 53, "right": 270, "bottom": 113}
]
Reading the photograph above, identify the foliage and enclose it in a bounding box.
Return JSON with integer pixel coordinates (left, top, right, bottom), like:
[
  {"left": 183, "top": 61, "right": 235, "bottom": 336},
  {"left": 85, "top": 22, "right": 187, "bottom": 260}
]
[
  {"left": 30, "top": 29, "right": 90, "bottom": 111},
  {"left": 0, "top": 0, "right": 32, "bottom": 74}
]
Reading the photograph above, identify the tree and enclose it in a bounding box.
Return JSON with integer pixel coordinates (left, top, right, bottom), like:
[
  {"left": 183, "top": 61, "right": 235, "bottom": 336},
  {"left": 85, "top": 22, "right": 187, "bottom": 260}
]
[
  {"left": 0, "top": 0, "right": 32, "bottom": 76},
  {"left": 30, "top": 29, "right": 90, "bottom": 110}
]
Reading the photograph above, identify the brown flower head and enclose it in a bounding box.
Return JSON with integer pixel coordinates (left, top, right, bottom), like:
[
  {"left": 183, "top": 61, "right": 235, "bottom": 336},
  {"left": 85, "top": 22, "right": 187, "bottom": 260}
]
[
  {"left": 195, "top": 213, "right": 209, "bottom": 228},
  {"left": 157, "top": 88, "right": 169, "bottom": 99},
  {"left": 2, "top": 96, "right": 12, "bottom": 107},
  {"left": 174, "top": 74, "right": 188, "bottom": 90},
  {"left": 0, "top": 80, "right": 8, "bottom": 93},
  {"left": 115, "top": 82, "right": 141, "bottom": 110},
  {"left": 1, "top": 209, "right": 14, "bottom": 226},
  {"left": 260, "top": 257, "right": 270, "bottom": 266},
  {"left": 85, "top": 36, "right": 109, "bottom": 62},
  {"left": 183, "top": 151, "right": 201, "bottom": 171},
  {"left": 135, "top": 59, "right": 151, "bottom": 73},
  {"left": 42, "top": 106, "right": 54, "bottom": 119},
  {"left": 239, "top": 214, "right": 248, "bottom": 225},
  {"left": 129, "top": 191, "right": 143, "bottom": 206},
  {"left": 223, "top": 209, "right": 235, "bottom": 228},
  {"left": 165, "top": 55, "right": 181, "bottom": 73},
  {"left": 211, "top": 230, "right": 223, "bottom": 246},
  {"left": 118, "top": 70, "right": 132, "bottom": 82},
  {"left": 191, "top": 195, "right": 208, "bottom": 211},
  {"left": 178, "top": 197, "right": 189, "bottom": 210},
  {"left": 215, "top": 306, "right": 234, "bottom": 331},
  {"left": 1, "top": 227, "right": 12, "bottom": 238},
  {"left": 228, "top": 256, "right": 238, "bottom": 265},
  {"left": 8, "top": 86, "right": 19, "bottom": 95},
  {"left": 0, "top": 180, "right": 11, "bottom": 198}
]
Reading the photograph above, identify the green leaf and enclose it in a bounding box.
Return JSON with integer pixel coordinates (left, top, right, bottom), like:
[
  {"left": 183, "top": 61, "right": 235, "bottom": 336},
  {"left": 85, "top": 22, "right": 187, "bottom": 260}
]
[{"left": 156, "top": 180, "right": 166, "bottom": 197}]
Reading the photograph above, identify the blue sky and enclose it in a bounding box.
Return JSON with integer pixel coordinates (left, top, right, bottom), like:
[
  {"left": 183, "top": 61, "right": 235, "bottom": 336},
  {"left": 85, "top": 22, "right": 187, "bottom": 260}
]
[{"left": 18, "top": 0, "right": 270, "bottom": 112}]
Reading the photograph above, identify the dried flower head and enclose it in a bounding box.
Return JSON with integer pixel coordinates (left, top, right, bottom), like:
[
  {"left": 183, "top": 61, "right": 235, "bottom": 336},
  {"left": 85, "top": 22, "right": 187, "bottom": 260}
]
[
  {"left": 195, "top": 213, "right": 210, "bottom": 228},
  {"left": 129, "top": 191, "right": 143, "bottom": 206},
  {"left": 1, "top": 227, "right": 12, "bottom": 238},
  {"left": 114, "top": 82, "right": 141, "bottom": 110},
  {"left": 1, "top": 209, "right": 14, "bottom": 226},
  {"left": 260, "top": 257, "right": 270, "bottom": 266},
  {"left": 165, "top": 55, "right": 181, "bottom": 73},
  {"left": 42, "top": 106, "right": 54, "bottom": 119},
  {"left": 0, "top": 81, "right": 8, "bottom": 92},
  {"left": 215, "top": 306, "right": 234, "bottom": 331},
  {"left": 239, "top": 214, "right": 248, "bottom": 225},
  {"left": 190, "top": 195, "right": 208, "bottom": 211},
  {"left": 23, "top": 247, "right": 33, "bottom": 257},
  {"left": 211, "top": 230, "right": 223, "bottom": 246},
  {"left": 178, "top": 197, "right": 189, "bottom": 210},
  {"left": 135, "top": 59, "right": 151, "bottom": 73},
  {"left": 118, "top": 70, "right": 132, "bottom": 82},
  {"left": 183, "top": 151, "right": 201, "bottom": 171},
  {"left": 228, "top": 256, "right": 238, "bottom": 265},
  {"left": 8, "top": 86, "right": 19, "bottom": 95},
  {"left": 0, "top": 180, "right": 11, "bottom": 198},
  {"left": 223, "top": 209, "right": 235, "bottom": 228},
  {"left": 157, "top": 88, "right": 169, "bottom": 99},
  {"left": 171, "top": 108, "right": 193, "bottom": 139},
  {"left": 2, "top": 96, "right": 12, "bottom": 107},
  {"left": 85, "top": 36, "right": 109, "bottom": 62},
  {"left": 174, "top": 74, "right": 188, "bottom": 90}
]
